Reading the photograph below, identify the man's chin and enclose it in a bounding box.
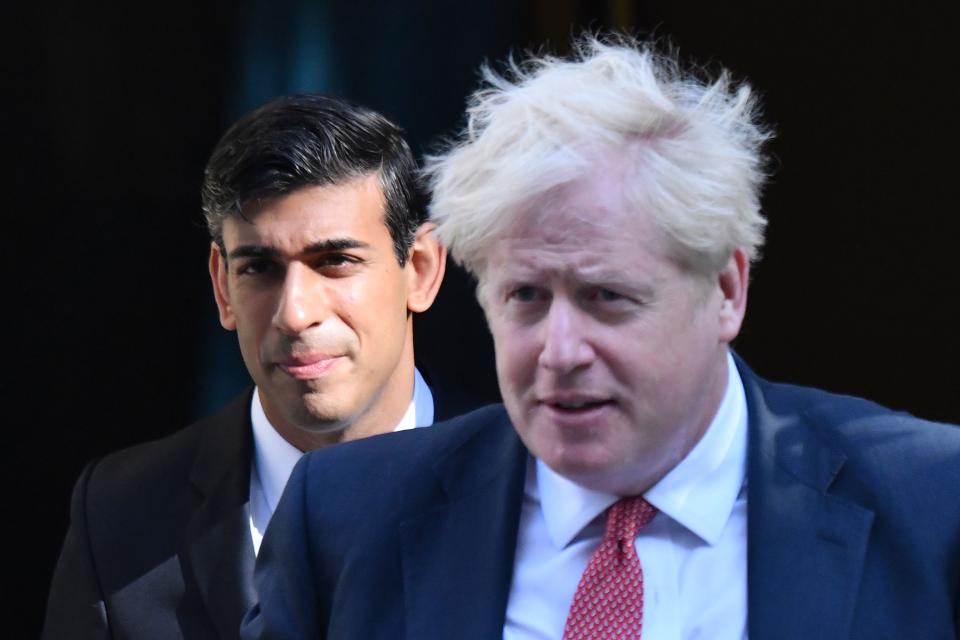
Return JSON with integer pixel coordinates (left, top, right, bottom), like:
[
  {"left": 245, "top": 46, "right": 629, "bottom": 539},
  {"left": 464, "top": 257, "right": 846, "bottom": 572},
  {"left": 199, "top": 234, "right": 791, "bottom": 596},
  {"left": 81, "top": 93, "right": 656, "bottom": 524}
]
[
  {"left": 539, "top": 444, "right": 611, "bottom": 479},
  {"left": 294, "top": 402, "right": 353, "bottom": 434},
  {"left": 537, "top": 439, "right": 636, "bottom": 490},
  {"left": 265, "top": 387, "right": 349, "bottom": 431}
]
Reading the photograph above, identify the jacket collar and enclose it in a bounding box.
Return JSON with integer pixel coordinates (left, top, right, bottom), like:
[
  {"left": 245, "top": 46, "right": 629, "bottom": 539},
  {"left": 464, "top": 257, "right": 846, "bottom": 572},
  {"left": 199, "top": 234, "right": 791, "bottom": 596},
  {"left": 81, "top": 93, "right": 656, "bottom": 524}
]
[
  {"left": 185, "top": 388, "right": 257, "bottom": 640},
  {"left": 399, "top": 406, "right": 528, "bottom": 640},
  {"left": 738, "top": 356, "right": 874, "bottom": 640}
]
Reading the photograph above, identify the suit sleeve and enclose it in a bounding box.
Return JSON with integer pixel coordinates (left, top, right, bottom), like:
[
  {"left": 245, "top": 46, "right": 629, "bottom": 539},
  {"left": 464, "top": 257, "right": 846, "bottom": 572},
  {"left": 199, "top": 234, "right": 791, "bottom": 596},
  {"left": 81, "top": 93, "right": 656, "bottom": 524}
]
[
  {"left": 241, "top": 454, "right": 324, "bottom": 639},
  {"left": 42, "top": 461, "right": 110, "bottom": 640}
]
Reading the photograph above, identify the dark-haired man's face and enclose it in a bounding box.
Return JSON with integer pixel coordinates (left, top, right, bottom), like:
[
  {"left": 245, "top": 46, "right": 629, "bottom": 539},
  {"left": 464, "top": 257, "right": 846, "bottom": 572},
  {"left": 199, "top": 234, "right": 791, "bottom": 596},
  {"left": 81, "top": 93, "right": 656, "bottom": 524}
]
[{"left": 209, "top": 174, "right": 444, "bottom": 450}]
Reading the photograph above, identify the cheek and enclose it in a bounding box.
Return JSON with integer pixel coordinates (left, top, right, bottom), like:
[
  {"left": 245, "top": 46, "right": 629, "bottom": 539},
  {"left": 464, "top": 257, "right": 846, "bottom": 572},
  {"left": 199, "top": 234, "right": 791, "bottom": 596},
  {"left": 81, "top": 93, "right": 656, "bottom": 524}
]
[
  {"left": 232, "top": 293, "right": 272, "bottom": 337},
  {"left": 337, "top": 276, "right": 370, "bottom": 310},
  {"left": 496, "top": 344, "right": 540, "bottom": 400},
  {"left": 333, "top": 276, "right": 401, "bottom": 331},
  {"left": 360, "top": 268, "right": 410, "bottom": 315}
]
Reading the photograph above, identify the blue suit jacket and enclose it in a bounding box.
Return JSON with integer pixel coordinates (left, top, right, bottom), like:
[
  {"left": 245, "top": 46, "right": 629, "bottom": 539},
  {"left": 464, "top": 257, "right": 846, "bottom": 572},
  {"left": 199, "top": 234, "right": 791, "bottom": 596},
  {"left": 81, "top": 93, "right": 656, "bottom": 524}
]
[{"left": 244, "top": 360, "right": 960, "bottom": 639}]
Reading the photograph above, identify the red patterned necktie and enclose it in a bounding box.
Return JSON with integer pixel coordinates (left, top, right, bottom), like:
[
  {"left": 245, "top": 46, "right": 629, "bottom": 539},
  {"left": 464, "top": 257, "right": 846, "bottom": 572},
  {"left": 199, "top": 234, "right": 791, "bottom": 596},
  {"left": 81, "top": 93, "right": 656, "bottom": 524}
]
[{"left": 562, "top": 496, "right": 658, "bottom": 640}]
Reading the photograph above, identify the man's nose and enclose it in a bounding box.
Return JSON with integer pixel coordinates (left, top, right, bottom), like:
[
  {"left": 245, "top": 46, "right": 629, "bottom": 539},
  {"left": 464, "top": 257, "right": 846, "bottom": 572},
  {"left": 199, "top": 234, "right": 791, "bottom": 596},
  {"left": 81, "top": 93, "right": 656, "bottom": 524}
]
[
  {"left": 537, "top": 298, "right": 594, "bottom": 373},
  {"left": 272, "top": 262, "right": 326, "bottom": 335}
]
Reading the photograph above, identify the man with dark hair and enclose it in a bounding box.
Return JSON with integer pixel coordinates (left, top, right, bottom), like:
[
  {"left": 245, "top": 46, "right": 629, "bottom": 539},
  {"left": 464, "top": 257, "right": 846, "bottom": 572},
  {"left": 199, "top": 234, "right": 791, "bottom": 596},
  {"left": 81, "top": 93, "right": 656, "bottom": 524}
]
[{"left": 43, "top": 94, "right": 466, "bottom": 639}]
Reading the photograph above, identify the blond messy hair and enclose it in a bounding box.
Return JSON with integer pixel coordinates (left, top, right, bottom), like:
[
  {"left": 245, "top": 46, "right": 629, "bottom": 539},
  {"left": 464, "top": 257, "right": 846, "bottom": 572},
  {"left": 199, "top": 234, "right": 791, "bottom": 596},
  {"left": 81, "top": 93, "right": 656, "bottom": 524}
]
[{"left": 424, "top": 34, "right": 772, "bottom": 281}]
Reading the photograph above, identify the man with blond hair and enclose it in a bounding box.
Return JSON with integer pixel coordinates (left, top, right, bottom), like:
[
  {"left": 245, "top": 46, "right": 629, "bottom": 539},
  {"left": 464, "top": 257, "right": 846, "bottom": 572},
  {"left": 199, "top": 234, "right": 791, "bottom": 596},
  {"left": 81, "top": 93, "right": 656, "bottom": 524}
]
[{"left": 244, "top": 37, "right": 960, "bottom": 639}]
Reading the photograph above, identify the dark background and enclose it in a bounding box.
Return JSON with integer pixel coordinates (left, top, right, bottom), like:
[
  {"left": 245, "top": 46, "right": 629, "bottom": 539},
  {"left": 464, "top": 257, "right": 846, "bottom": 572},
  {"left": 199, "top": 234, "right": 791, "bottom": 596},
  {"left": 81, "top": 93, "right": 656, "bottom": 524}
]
[{"left": 8, "top": 0, "right": 958, "bottom": 636}]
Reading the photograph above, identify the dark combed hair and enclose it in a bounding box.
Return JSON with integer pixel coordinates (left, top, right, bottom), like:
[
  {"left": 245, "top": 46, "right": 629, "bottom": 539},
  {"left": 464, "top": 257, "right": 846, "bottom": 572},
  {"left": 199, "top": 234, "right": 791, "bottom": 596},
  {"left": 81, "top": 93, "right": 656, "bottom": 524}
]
[{"left": 202, "top": 93, "right": 425, "bottom": 264}]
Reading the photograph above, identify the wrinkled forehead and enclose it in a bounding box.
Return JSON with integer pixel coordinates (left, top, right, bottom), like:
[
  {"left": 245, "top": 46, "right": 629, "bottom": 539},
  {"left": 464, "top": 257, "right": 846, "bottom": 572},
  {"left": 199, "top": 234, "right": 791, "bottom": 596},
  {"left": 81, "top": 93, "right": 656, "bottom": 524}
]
[
  {"left": 478, "top": 180, "right": 669, "bottom": 292},
  {"left": 500, "top": 167, "right": 665, "bottom": 250}
]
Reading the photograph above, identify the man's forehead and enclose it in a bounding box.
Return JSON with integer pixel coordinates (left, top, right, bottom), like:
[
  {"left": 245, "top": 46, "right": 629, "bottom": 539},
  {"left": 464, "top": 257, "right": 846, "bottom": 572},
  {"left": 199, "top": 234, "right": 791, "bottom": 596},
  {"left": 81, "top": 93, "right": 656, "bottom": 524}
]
[
  {"left": 490, "top": 227, "right": 669, "bottom": 287},
  {"left": 221, "top": 176, "right": 388, "bottom": 250},
  {"left": 504, "top": 189, "right": 659, "bottom": 250}
]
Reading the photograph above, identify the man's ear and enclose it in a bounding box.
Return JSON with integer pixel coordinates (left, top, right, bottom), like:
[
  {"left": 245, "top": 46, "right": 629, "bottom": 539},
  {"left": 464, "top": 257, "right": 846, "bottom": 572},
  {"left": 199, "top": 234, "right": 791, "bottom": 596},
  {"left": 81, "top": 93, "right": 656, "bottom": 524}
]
[
  {"left": 209, "top": 242, "right": 237, "bottom": 330},
  {"left": 717, "top": 247, "right": 750, "bottom": 343},
  {"left": 405, "top": 223, "right": 447, "bottom": 313}
]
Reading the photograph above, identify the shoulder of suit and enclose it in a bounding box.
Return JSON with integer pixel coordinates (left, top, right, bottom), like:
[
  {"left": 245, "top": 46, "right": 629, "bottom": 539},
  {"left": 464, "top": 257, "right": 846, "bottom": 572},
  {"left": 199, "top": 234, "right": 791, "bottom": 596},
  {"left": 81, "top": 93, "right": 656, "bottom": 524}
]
[
  {"left": 756, "top": 374, "right": 959, "bottom": 441},
  {"left": 287, "top": 403, "right": 516, "bottom": 536},
  {"left": 77, "top": 390, "right": 252, "bottom": 514},
  {"left": 300, "top": 403, "right": 512, "bottom": 478},
  {"left": 753, "top": 374, "right": 960, "bottom": 492}
]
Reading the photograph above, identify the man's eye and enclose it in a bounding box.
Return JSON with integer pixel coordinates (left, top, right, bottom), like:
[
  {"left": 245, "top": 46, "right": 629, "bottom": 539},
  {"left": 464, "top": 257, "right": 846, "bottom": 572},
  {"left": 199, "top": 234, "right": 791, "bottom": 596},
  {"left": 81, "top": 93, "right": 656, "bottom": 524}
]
[
  {"left": 318, "top": 254, "right": 352, "bottom": 267},
  {"left": 508, "top": 286, "right": 541, "bottom": 302},
  {"left": 597, "top": 288, "right": 624, "bottom": 302},
  {"left": 314, "top": 254, "right": 361, "bottom": 272},
  {"left": 235, "top": 259, "right": 276, "bottom": 276},
  {"left": 584, "top": 287, "right": 628, "bottom": 304}
]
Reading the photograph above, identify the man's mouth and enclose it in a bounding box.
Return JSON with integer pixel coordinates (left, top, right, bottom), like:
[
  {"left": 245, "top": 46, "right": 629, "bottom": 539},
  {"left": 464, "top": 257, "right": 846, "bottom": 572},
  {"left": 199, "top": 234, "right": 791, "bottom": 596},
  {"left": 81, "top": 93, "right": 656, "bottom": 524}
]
[
  {"left": 554, "top": 400, "right": 607, "bottom": 410},
  {"left": 540, "top": 394, "right": 613, "bottom": 413},
  {"left": 276, "top": 354, "right": 343, "bottom": 380}
]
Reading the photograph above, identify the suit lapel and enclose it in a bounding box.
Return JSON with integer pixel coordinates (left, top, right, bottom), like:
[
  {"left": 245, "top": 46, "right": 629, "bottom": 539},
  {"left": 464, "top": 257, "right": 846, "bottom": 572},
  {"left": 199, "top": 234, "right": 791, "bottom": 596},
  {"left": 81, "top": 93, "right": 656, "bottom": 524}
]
[
  {"left": 185, "top": 389, "right": 257, "bottom": 639},
  {"left": 400, "top": 411, "right": 527, "bottom": 640},
  {"left": 739, "top": 361, "right": 874, "bottom": 640}
]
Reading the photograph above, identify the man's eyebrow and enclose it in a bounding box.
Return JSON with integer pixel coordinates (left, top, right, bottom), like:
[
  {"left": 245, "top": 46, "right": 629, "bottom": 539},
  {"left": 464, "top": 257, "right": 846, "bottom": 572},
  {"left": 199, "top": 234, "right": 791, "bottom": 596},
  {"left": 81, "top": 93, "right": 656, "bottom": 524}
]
[
  {"left": 227, "top": 245, "right": 279, "bottom": 261},
  {"left": 303, "top": 238, "right": 372, "bottom": 253},
  {"left": 227, "top": 238, "right": 372, "bottom": 262}
]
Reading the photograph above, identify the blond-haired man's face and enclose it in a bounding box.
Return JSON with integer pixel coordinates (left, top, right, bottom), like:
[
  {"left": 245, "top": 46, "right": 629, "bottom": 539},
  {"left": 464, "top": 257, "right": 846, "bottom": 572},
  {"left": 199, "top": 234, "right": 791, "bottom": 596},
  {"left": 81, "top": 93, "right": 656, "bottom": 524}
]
[{"left": 481, "top": 169, "right": 748, "bottom": 495}]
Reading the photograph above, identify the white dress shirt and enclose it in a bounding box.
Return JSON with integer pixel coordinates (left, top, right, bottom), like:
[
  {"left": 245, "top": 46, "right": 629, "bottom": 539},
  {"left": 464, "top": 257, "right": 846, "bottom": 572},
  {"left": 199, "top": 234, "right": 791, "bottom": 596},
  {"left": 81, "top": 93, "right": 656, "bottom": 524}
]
[
  {"left": 503, "top": 352, "right": 748, "bottom": 640},
  {"left": 248, "top": 368, "right": 434, "bottom": 554}
]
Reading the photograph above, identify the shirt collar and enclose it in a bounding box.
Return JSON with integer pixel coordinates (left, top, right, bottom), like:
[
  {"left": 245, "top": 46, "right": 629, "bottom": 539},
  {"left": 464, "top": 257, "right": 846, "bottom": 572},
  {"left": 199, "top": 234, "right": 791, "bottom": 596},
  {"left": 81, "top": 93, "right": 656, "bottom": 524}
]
[
  {"left": 250, "top": 367, "right": 434, "bottom": 514},
  {"left": 250, "top": 389, "right": 303, "bottom": 519},
  {"left": 395, "top": 367, "right": 434, "bottom": 431},
  {"left": 536, "top": 351, "right": 747, "bottom": 549}
]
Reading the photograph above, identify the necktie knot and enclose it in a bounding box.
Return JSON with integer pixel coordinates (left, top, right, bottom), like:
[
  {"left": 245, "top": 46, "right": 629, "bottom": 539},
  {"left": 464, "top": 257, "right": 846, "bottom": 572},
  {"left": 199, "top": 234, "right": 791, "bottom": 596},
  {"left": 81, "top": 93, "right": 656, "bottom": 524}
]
[{"left": 605, "top": 495, "right": 657, "bottom": 545}]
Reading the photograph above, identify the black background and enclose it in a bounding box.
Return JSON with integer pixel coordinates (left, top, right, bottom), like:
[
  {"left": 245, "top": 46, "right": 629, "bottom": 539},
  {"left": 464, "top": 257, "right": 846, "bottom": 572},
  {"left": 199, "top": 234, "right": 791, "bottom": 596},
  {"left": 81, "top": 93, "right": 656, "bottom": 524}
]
[{"left": 8, "top": 1, "right": 959, "bottom": 636}]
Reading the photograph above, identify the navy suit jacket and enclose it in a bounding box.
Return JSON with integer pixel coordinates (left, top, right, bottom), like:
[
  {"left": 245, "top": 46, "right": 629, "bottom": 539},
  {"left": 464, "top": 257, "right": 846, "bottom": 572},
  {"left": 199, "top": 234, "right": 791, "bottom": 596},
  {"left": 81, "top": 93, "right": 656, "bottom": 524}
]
[
  {"left": 243, "top": 360, "right": 960, "bottom": 639},
  {"left": 43, "top": 385, "right": 475, "bottom": 640}
]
